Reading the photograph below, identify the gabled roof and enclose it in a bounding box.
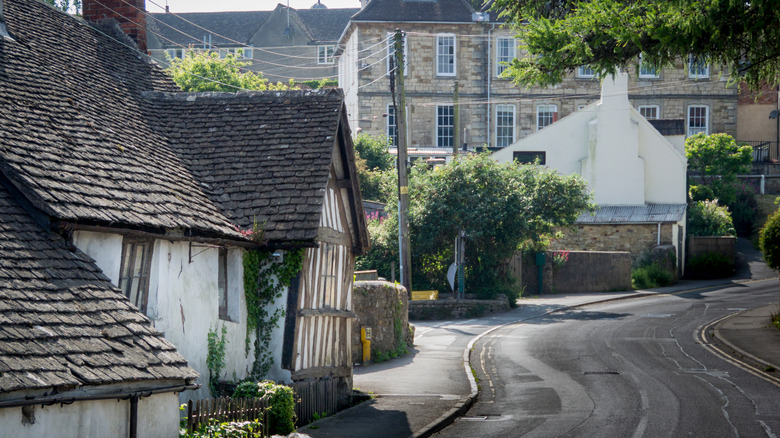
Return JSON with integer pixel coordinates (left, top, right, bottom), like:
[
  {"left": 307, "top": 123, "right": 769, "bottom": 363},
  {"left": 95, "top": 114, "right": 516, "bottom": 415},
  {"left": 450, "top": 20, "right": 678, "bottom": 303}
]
[
  {"left": 145, "top": 89, "right": 367, "bottom": 247},
  {"left": 0, "top": 0, "right": 242, "bottom": 240},
  {"left": 352, "top": 0, "right": 476, "bottom": 22},
  {"left": 148, "top": 10, "right": 272, "bottom": 48},
  {"left": 0, "top": 183, "right": 197, "bottom": 396},
  {"left": 296, "top": 8, "right": 359, "bottom": 43}
]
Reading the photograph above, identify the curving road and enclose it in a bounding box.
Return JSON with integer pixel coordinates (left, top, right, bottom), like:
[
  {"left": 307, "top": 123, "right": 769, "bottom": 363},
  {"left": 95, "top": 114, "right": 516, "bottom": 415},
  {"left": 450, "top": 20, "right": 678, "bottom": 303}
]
[{"left": 434, "top": 280, "right": 780, "bottom": 437}]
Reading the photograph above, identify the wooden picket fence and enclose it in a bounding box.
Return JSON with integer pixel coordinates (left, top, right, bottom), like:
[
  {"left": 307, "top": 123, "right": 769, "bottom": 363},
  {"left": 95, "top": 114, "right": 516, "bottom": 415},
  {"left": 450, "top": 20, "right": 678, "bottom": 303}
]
[{"left": 184, "top": 396, "right": 271, "bottom": 435}]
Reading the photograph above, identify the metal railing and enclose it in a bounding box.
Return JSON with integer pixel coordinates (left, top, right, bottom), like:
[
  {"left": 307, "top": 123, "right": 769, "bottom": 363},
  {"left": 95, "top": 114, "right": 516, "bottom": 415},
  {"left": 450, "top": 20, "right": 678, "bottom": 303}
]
[{"left": 738, "top": 140, "right": 779, "bottom": 163}]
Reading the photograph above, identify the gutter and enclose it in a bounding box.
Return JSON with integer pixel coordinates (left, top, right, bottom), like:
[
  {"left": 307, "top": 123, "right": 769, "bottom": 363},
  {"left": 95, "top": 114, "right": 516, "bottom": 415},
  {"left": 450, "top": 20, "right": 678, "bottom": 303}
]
[{"left": 0, "top": 383, "right": 199, "bottom": 409}]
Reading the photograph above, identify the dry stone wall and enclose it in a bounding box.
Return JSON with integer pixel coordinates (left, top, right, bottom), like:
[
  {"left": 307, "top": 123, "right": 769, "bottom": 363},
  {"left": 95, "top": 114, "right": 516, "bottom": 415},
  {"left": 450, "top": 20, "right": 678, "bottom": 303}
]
[{"left": 351, "top": 281, "right": 412, "bottom": 364}]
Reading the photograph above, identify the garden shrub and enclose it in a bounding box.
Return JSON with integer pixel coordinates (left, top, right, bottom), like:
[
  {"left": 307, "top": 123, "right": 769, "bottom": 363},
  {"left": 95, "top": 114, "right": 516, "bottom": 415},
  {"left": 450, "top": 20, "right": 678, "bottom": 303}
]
[
  {"left": 180, "top": 419, "right": 263, "bottom": 438},
  {"left": 728, "top": 184, "right": 758, "bottom": 237},
  {"left": 689, "top": 184, "right": 715, "bottom": 202},
  {"left": 759, "top": 210, "right": 780, "bottom": 270},
  {"left": 232, "top": 380, "right": 296, "bottom": 435},
  {"left": 688, "top": 200, "right": 736, "bottom": 237},
  {"left": 632, "top": 263, "right": 673, "bottom": 289},
  {"left": 685, "top": 252, "right": 734, "bottom": 279}
]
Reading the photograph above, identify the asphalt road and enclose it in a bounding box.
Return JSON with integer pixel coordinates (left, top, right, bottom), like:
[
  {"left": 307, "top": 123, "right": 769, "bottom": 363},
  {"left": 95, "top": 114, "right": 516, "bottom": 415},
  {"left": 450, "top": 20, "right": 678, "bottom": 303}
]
[{"left": 434, "top": 280, "right": 780, "bottom": 437}]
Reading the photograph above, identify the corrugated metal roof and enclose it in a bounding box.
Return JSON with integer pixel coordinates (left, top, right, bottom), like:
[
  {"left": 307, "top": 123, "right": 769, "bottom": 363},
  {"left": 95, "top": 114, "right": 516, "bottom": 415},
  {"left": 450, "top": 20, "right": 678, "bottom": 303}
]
[{"left": 577, "top": 204, "right": 687, "bottom": 224}]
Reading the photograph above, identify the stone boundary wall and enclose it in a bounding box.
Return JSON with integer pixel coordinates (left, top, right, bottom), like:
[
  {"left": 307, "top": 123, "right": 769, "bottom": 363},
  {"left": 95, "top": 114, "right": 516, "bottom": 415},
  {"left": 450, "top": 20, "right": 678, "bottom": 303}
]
[
  {"left": 408, "top": 295, "right": 510, "bottom": 321},
  {"left": 688, "top": 236, "right": 736, "bottom": 261},
  {"left": 351, "top": 281, "right": 412, "bottom": 364},
  {"left": 520, "top": 250, "right": 633, "bottom": 294}
]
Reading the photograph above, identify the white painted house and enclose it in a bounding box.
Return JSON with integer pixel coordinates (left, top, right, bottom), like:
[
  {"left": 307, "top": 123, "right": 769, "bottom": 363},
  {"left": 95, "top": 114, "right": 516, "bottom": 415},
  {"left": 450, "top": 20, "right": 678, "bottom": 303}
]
[{"left": 493, "top": 72, "right": 688, "bottom": 272}]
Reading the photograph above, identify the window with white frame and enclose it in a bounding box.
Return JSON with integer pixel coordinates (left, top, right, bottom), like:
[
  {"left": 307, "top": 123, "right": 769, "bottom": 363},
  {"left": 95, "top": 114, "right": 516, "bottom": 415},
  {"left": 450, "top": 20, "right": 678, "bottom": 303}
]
[
  {"left": 436, "top": 34, "right": 456, "bottom": 76},
  {"left": 495, "top": 104, "right": 515, "bottom": 147},
  {"left": 218, "top": 47, "right": 253, "bottom": 59},
  {"left": 577, "top": 65, "right": 596, "bottom": 78},
  {"left": 119, "top": 239, "right": 153, "bottom": 314},
  {"left": 386, "top": 32, "right": 408, "bottom": 75},
  {"left": 688, "top": 56, "right": 710, "bottom": 78},
  {"left": 496, "top": 37, "right": 515, "bottom": 76},
  {"left": 241, "top": 47, "right": 253, "bottom": 59},
  {"left": 387, "top": 104, "right": 398, "bottom": 146},
  {"left": 687, "top": 105, "right": 709, "bottom": 136},
  {"left": 536, "top": 104, "right": 558, "bottom": 130},
  {"left": 317, "top": 45, "right": 335, "bottom": 64},
  {"left": 638, "top": 105, "right": 660, "bottom": 120},
  {"left": 638, "top": 55, "right": 659, "bottom": 78},
  {"left": 436, "top": 105, "right": 455, "bottom": 147}
]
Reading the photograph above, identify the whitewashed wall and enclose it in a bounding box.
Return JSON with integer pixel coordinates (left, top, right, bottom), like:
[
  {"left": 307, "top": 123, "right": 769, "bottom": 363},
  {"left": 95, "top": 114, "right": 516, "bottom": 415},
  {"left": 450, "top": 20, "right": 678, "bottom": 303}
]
[
  {"left": 339, "top": 30, "right": 360, "bottom": 132},
  {"left": 71, "top": 232, "right": 294, "bottom": 400},
  {"left": 0, "top": 392, "right": 179, "bottom": 438}
]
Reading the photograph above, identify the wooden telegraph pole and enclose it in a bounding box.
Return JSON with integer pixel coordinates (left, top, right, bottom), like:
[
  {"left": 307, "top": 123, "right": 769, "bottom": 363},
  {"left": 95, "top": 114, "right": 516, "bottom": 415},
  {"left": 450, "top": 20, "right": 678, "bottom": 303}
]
[{"left": 393, "top": 29, "right": 412, "bottom": 294}]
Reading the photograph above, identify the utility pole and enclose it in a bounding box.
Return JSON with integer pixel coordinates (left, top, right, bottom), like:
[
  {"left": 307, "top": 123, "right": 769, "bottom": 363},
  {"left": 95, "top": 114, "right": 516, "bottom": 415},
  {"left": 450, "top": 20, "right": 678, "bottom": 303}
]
[
  {"left": 453, "top": 80, "right": 459, "bottom": 159},
  {"left": 393, "top": 29, "right": 412, "bottom": 294}
]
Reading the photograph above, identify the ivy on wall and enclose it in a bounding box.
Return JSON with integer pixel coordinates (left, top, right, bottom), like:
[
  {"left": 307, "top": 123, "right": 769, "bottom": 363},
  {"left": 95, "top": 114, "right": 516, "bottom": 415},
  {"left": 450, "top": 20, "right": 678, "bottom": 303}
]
[
  {"left": 206, "top": 324, "right": 228, "bottom": 397},
  {"left": 243, "top": 248, "right": 304, "bottom": 379}
]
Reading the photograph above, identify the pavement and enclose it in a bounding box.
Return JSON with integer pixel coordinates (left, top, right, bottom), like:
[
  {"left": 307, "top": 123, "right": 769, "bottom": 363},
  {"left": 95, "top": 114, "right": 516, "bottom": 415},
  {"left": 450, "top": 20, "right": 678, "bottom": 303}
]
[{"left": 300, "top": 238, "right": 780, "bottom": 438}]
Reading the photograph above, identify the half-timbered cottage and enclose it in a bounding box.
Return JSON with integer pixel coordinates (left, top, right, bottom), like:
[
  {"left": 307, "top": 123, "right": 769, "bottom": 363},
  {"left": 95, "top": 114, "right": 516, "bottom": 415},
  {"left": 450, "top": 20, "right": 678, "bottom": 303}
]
[
  {"left": 0, "top": 0, "right": 367, "bottom": 414},
  {"left": 149, "top": 89, "right": 370, "bottom": 407}
]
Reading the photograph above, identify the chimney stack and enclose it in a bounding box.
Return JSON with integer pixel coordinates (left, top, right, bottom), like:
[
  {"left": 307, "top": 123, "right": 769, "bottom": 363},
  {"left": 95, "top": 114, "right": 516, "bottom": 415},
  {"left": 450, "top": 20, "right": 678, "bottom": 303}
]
[{"left": 83, "top": 0, "right": 147, "bottom": 52}]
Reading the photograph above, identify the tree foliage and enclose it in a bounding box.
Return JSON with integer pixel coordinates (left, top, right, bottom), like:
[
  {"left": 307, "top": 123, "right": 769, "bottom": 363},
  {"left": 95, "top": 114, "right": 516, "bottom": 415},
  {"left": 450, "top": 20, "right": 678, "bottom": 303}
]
[
  {"left": 492, "top": 0, "right": 780, "bottom": 90},
  {"left": 685, "top": 133, "right": 752, "bottom": 205},
  {"left": 357, "top": 153, "right": 592, "bottom": 303},
  {"left": 44, "top": 0, "right": 80, "bottom": 13},
  {"left": 353, "top": 134, "right": 394, "bottom": 202},
  {"left": 688, "top": 199, "right": 735, "bottom": 237},
  {"left": 760, "top": 209, "right": 780, "bottom": 271},
  {"left": 166, "top": 51, "right": 295, "bottom": 92}
]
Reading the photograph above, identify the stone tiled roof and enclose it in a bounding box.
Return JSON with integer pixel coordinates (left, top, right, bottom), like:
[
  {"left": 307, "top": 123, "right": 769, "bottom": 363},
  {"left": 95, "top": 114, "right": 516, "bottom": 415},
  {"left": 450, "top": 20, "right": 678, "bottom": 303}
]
[
  {"left": 0, "top": 0, "right": 242, "bottom": 240},
  {"left": 0, "top": 184, "right": 198, "bottom": 394},
  {"left": 296, "top": 8, "right": 359, "bottom": 43},
  {"left": 144, "top": 89, "right": 347, "bottom": 244},
  {"left": 352, "top": 0, "right": 476, "bottom": 22},
  {"left": 148, "top": 10, "right": 272, "bottom": 48}
]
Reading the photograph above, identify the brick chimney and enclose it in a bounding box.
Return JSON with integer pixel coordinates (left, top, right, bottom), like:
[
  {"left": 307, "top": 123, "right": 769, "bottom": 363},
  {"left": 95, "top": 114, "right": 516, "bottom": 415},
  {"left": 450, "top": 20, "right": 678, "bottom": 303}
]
[{"left": 83, "top": 0, "right": 147, "bottom": 52}]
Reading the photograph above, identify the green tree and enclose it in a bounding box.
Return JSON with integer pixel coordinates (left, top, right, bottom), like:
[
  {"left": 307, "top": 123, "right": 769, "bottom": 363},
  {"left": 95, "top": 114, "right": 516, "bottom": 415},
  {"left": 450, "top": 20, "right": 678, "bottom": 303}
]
[
  {"left": 353, "top": 134, "right": 394, "bottom": 202},
  {"left": 166, "top": 51, "right": 295, "bottom": 92},
  {"left": 685, "top": 133, "right": 752, "bottom": 205},
  {"left": 358, "top": 154, "right": 592, "bottom": 303},
  {"left": 759, "top": 208, "right": 780, "bottom": 304},
  {"left": 688, "top": 199, "right": 736, "bottom": 237},
  {"left": 44, "top": 0, "right": 80, "bottom": 13},
  {"left": 492, "top": 0, "right": 780, "bottom": 90}
]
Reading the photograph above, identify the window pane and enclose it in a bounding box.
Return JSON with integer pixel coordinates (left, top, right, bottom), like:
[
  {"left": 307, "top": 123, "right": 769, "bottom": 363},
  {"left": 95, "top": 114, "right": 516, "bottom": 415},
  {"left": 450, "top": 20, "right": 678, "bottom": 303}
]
[
  {"left": 119, "top": 240, "right": 152, "bottom": 313},
  {"left": 437, "top": 35, "right": 455, "bottom": 75},
  {"left": 496, "top": 104, "right": 515, "bottom": 147},
  {"left": 689, "top": 56, "right": 709, "bottom": 78},
  {"left": 688, "top": 106, "right": 708, "bottom": 135},
  {"left": 639, "top": 106, "right": 659, "bottom": 120},
  {"left": 514, "top": 151, "right": 546, "bottom": 165},
  {"left": 437, "top": 105, "right": 454, "bottom": 147},
  {"left": 218, "top": 249, "right": 228, "bottom": 318},
  {"left": 387, "top": 105, "right": 397, "bottom": 146},
  {"left": 537, "top": 104, "right": 557, "bottom": 130},
  {"left": 578, "top": 66, "right": 595, "bottom": 78},
  {"left": 496, "top": 38, "right": 514, "bottom": 76}
]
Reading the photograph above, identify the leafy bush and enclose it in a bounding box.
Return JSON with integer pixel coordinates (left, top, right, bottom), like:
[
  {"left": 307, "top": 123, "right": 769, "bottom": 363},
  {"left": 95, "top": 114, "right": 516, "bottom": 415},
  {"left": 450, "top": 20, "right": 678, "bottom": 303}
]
[
  {"left": 689, "top": 184, "right": 715, "bottom": 202},
  {"left": 685, "top": 133, "right": 752, "bottom": 205},
  {"left": 688, "top": 200, "right": 736, "bottom": 236},
  {"left": 180, "top": 419, "right": 263, "bottom": 438},
  {"left": 632, "top": 263, "right": 673, "bottom": 289},
  {"left": 353, "top": 134, "right": 394, "bottom": 203},
  {"left": 729, "top": 184, "right": 758, "bottom": 237},
  {"left": 759, "top": 209, "right": 780, "bottom": 270},
  {"left": 685, "top": 252, "right": 734, "bottom": 279},
  {"left": 232, "top": 381, "right": 296, "bottom": 435}
]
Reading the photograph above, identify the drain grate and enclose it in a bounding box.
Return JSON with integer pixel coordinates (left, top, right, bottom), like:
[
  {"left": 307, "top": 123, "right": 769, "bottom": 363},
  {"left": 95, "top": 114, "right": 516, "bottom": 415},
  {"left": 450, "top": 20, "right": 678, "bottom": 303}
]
[{"left": 583, "top": 371, "right": 621, "bottom": 375}]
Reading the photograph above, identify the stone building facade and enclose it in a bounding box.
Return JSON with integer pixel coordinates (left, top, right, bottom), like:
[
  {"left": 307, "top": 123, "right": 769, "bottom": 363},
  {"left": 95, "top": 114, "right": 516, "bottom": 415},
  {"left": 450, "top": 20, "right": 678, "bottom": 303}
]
[{"left": 337, "top": 0, "right": 739, "bottom": 152}]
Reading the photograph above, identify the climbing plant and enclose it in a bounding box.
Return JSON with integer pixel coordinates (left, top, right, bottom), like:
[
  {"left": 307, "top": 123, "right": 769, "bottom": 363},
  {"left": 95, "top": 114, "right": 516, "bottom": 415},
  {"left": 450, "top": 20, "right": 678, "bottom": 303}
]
[
  {"left": 206, "top": 324, "right": 228, "bottom": 397},
  {"left": 242, "top": 248, "right": 304, "bottom": 379}
]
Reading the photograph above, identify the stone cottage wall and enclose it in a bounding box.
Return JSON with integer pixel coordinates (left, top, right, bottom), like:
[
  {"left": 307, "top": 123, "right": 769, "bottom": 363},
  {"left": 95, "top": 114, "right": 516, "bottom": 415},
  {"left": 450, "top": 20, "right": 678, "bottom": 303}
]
[
  {"left": 520, "top": 251, "right": 632, "bottom": 295},
  {"left": 551, "top": 223, "right": 676, "bottom": 264},
  {"left": 351, "top": 281, "right": 412, "bottom": 364}
]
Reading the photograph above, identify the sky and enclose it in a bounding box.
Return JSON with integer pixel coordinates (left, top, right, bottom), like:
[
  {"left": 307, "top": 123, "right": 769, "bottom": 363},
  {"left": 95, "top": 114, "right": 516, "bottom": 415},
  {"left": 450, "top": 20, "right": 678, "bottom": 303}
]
[{"left": 151, "top": 0, "right": 363, "bottom": 13}]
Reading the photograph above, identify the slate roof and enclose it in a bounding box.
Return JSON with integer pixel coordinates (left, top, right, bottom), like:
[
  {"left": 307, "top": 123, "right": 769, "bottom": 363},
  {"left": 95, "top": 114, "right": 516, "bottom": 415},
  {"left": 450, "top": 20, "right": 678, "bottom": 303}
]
[
  {"left": 144, "top": 89, "right": 347, "bottom": 244},
  {"left": 352, "top": 0, "right": 476, "bottom": 22},
  {"left": 0, "top": 0, "right": 242, "bottom": 240},
  {"left": 576, "top": 204, "right": 687, "bottom": 224},
  {"left": 296, "top": 8, "right": 359, "bottom": 43},
  {"left": 148, "top": 10, "right": 272, "bottom": 48},
  {"left": 0, "top": 183, "right": 197, "bottom": 395}
]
